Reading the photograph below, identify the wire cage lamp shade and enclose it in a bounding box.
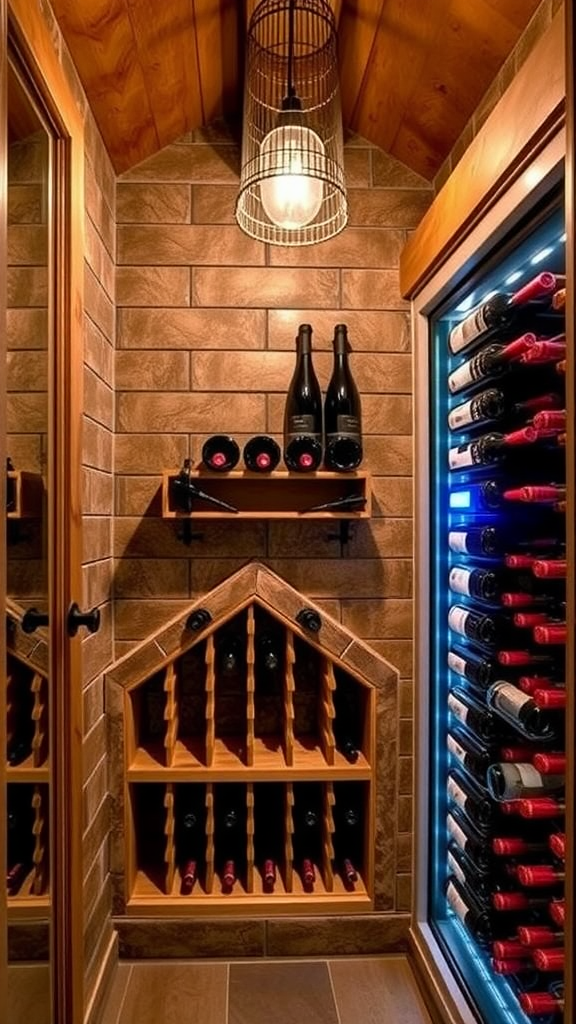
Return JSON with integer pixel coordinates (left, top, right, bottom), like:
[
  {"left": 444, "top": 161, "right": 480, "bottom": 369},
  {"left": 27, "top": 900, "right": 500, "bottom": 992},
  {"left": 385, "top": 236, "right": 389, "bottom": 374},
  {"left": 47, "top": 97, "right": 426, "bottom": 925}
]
[{"left": 236, "top": 0, "right": 348, "bottom": 246}]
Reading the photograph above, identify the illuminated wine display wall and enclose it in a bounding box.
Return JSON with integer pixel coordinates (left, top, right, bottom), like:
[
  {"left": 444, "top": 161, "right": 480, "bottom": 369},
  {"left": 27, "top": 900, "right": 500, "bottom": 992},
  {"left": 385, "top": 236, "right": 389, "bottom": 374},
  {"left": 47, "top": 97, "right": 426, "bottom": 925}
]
[{"left": 430, "top": 203, "right": 567, "bottom": 1023}]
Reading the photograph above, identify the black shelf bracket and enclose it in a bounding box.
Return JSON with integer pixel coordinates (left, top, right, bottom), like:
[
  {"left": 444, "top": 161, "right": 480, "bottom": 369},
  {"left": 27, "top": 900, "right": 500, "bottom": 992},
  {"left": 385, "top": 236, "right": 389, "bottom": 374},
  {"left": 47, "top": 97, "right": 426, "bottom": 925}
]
[
  {"left": 325, "top": 520, "right": 354, "bottom": 556},
  {"left": 176, "top": 519, "right": 204, "bottom": 546}
]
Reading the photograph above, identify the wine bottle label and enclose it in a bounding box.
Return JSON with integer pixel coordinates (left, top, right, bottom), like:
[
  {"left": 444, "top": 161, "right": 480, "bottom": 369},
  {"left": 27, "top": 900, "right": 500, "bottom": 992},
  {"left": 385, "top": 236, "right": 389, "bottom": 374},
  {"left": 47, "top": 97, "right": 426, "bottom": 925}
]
[
  {"left": 491, "top": 683, "right": 531, "bottom": 719},
  {"left": 447, "top": 776, "right": 468, "bottom": 811},
  {"left": 499, "top": 763, "right": 543, "bottom": 797},
  {"left": 287, "top": 414, "right": 318, "bottom": 434},
  {"left": 448, "top": 359, "right": 477, "bottom": 394},
  {"left": 449, "top": 442, "right": 477, "bottom": 469},
  {"left": 448, "top": 606, "right": 470, "bottom": 635},
  {"left": 447, "top": 849, "right": 467, "bottom": 886},
  {"left": 448, "top": 692, "right": 469, "bottom": 725},
  {"left": 448, "top": 531, "right": 469, "bottom": 553},
  {"left": 448, "top": 398, "right": 476, "bottom": 430},
  {"left": 447, "top": 733, "right": 468, "bottom": 766},
  {"left": 448, "top": 651, "right": 467, "bottom": 676},
  {"left": 449, "top": 567, "right": 473, "bottom": 596},
  {"left": 447, "top": 813, "right": 469, "bottom": 851},
  {"left": 446, "top": 879, "right": 470, "bottom": 924},
  {"left": 449, "top": 308, "right": 492, "bottom": 355},
  {"left": 333, "top": 414, "right": 360, "bottom": 435}
]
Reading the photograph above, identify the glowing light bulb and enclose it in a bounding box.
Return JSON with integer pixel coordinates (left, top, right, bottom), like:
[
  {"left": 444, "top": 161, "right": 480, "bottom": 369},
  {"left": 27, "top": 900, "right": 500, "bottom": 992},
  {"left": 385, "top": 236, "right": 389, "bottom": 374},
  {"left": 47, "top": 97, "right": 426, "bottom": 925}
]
[{"left": 259, "top": 124, "right": 325, "bottom": 229}]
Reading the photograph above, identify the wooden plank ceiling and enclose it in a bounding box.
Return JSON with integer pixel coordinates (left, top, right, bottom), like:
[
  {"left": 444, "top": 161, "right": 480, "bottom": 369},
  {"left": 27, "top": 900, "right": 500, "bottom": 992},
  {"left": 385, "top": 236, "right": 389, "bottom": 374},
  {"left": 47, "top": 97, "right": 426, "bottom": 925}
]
[{"left": 50, "top": 0, "right": 543, "bottom": 179}]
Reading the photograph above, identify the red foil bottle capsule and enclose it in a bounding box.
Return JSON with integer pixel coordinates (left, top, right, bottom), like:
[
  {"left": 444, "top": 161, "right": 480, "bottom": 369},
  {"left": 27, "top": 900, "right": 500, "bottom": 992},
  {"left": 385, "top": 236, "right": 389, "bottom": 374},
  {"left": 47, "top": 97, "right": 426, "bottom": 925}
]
[
  {"left": 548, "top": 833, "right": 566, "bottom": 860},
  {"left": 519, "top": 992, "right": 563, "bottom": 1015},
  {"left": 518, "top": 925, "right": 563, "bottom": 948},
  {"left": 532, "top": 752, "right": 566, "bottom": 775},
  {"left": 534, "top": 623, "right": 567, "bottom": 644},
  {"left": 534, "top": 688, "right": 566, "bottom": 709},
  {"left": 549, "top": 899, "right": 565, "bottom": 927},
  {"left": 263, "top": 858, "right": 276, "bottom": 892},
  {"left": 532, "top": 947, "right": 565, "bottom": 972},
  {"left": 493, "top": 939, "right": 528, "bottom": 959},
  {"left": 222, "top": 859, "right": 236, "bottom": 892},
  {"left": 180, "top": 859, "right": 197, "bottom": 895},
  {"left": 301, "top": 858, "right": 315, "bottom": 891},
  {"left": 519, "top": 797, "right": 565, "bottom": 819},
  {"left": 516, "top": 865, "right": 564, "bottom": 887}
]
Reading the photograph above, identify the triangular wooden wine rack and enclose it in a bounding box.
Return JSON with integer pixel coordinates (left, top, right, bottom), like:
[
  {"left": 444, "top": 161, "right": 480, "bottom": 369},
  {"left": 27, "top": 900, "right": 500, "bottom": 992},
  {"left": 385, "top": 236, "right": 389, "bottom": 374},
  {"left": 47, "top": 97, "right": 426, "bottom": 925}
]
[{"left": 107, "top": 562, "right": 399, "bottom": 916}]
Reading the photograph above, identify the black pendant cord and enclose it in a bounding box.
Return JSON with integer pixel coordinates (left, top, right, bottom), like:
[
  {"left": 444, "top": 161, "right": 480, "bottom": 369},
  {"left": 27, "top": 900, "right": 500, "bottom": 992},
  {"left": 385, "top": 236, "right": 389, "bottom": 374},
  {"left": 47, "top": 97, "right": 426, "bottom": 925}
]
[{"left": 287, "top": 0, "right": 296, "bottom": 100}]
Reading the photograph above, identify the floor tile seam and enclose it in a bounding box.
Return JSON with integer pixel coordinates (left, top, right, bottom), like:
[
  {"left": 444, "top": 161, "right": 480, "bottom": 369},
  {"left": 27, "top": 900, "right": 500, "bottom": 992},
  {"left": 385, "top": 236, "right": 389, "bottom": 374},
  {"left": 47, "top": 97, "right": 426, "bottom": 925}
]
[
  {"left": 326, "top": 960, "right": 343, "bottom": 1024},
  {"left": 115, "top": 963, "right": 134, "bottom": 1024}
]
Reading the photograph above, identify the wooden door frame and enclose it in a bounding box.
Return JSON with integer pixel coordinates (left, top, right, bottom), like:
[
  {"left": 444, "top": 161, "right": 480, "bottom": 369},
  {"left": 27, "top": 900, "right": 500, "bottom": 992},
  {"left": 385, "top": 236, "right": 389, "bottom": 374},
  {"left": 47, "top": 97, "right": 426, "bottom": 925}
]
[
  {"left": 7, "top": 2, "right": 85, "bottom": 1021},
  {"left": 0, "top": 0, "right": 7, "bottom": 1001}
]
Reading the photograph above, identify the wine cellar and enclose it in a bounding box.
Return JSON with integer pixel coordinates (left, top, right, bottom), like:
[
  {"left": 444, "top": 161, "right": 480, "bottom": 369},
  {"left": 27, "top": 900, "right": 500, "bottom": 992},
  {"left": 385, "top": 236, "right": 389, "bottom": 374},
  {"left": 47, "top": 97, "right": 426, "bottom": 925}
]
[
  {"left": 107, "top": 562, "right": 399, "bottom": 916},
  {"left": 5, "top": 602, "right": 50, "bottom": 917}
]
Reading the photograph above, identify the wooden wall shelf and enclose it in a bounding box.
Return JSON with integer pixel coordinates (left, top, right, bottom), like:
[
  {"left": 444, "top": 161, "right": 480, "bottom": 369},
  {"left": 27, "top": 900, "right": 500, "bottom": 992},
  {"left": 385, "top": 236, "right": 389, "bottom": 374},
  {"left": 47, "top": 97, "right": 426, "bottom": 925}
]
[
  {"left": 161, "top": 469, "right": 372, "bottom": 520},
  {"left": 6, "top": 469, "right": 44, "bottom": 519}
]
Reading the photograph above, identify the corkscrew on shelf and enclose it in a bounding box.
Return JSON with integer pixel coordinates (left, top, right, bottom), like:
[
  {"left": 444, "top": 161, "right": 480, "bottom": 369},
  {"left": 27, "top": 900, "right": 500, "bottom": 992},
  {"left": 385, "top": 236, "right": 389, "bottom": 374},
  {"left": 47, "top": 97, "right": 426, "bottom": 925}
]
[{"left": 172, "top": 458, "right": 239, "bottom": 545}]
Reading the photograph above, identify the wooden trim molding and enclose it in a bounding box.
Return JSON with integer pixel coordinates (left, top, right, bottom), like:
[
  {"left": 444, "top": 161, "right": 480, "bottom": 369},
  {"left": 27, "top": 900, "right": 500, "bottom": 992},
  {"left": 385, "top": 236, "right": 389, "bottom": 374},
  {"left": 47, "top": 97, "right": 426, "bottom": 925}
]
[
  {"left": 7, "top": 2, "right": 85, "bottom": 1022},
  {"left": 399, "top": 8, "right": 565, "bottom": 298},
  {"left": 0, "top": 0, "right": 7, "bottom": 993}
]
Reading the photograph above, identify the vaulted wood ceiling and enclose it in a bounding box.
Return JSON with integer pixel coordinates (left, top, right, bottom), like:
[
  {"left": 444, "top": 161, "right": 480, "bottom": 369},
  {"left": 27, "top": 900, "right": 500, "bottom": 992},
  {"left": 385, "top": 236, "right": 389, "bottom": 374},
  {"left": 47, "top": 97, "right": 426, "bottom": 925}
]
[{"left": 51, "top": 0, "right": 542, "bottom": 180}]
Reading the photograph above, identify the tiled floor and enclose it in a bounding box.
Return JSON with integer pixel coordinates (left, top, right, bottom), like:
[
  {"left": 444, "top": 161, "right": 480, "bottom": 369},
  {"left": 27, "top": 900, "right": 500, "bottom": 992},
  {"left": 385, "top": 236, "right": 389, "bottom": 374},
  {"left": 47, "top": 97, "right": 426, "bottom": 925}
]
[
  {"left": 7, "top": 955, "right": 434, "bottom": 1024},
  {"left": 100, "top": 956, "right": 433, "bottom": 1024}
]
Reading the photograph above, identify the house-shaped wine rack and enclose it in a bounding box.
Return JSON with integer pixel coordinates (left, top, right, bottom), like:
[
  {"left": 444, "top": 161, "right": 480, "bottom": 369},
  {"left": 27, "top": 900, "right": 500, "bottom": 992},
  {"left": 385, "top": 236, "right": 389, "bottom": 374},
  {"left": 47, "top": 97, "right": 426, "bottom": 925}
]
[
  {"left": 107, "top": 563, "right": 399, "bottom": 917},
  {"left": 5, "top": 599, "right": 50, "bottom": 916}
]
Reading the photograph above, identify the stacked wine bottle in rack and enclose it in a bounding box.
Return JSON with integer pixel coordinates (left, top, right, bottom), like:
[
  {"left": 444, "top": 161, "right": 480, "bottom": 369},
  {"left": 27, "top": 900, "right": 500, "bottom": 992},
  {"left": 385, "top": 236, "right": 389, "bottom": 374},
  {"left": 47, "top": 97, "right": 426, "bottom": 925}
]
[
  {"left": 443, "top": 272, "right": 567, "bottom": 1018},
  {"left": 124, "top": 603, "right": 374, "bottom": 910},
  {"left": 5, "top": 650, "right": 50, "bottom": 907}
]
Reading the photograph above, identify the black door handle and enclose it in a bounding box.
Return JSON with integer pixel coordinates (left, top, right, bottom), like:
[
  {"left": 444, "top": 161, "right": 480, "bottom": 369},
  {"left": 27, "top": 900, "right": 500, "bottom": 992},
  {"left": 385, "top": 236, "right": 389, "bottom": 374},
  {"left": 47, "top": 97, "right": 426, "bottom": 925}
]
[
  {"left": 21, "top": 607, "right": 49, "bottom": 634},
  {"left": 67, "top": 602, "right": 101, "bottom": 637}
]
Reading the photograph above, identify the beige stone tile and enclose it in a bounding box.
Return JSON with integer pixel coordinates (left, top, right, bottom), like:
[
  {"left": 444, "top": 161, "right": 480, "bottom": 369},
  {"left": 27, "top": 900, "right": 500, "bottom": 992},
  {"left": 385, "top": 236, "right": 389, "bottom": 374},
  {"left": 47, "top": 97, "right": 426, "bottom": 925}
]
[
  {"left": 347, "top": 189, "right": 432, "bottom": 229},
  {"left": 84, "top": 316, "right": 114, "bottom": 385},
  {"left": 192, "top": 350, "right": 292, "bottom": 391},
  {"left": 114, "top": 517, "right": 267, "bottom": 559},
  {"left": 83, "top": 675, "right": 105, "bottom": 733},
  {"left": 85, "top": 265, "right": 114, "bottom": 341},
  {"left": 117, "top": 182, "right": 192, "bottom": 223},
  {"left": 187, "top": 557, "right": 260, "bottom": 598},
  {"left": 115, "top": 433, "right": 190, "bottom": 473},
  {"left": 83, "top": 729, "right": 107, "bottom": 817},
  {"left": 396, "top": 874, "right": 412, "bottom": 911},
  {"left": 82, "top": 559, "right": 113, "bottom": 607},
  {"left": 192, "top": 184, "right": 237, "bottom": 223},
  {"left": 398, "top": 795, "right": 413, "bottom": 834},
  {"left": 267, "top": 309, "right": 411, "bottom": 352},
  {"left": 113, "top": 558, "right": 189, "bottom": 598},
  {"left": 370, "top": 640, "right": 413, "bottom": 678},
  {"left": 118, "top": 307, "right": 266, "bottom": 349},
  {"left": 114, "top": 476, "right": 163, "bottom": 517},
  {"left": 84, "top": 366, "right": 114, "bottom": 429},
  {"left": 193, "top": 267, "right": 339, "bottom": 308},
  {"left": 8, "top": 136, "right": 46, "bottom": 183},
  {"left": 6, "top": 393, "right": 48, "bottom": 434},
  {"left": 7, "top": 266, "right": 48, "bottom": 307},
  {"left": 118, "top": 223, "right": 264, "bottom": 266},
  {"left": 121, "top": 143, "right": 240, "bottom": 182},
  {"left": 116, "top": 350, "right": 190, "bottom": 390},
  {"left": 341, "top": 598, "right": 413, "bottom": 639},
  {"left": 363, "top": 435, "right": 412, "bottom": 474},
  {"left": 83, "top": 881, "right": 113, "bottom": 966},
  {"left": 398, "top": 756, "right": 413, "bottom": 796},
  {"left": 116, "top": 919, "right": 264, "bottom": 958},
  {"left": 329, "top": 957, "right": 431, "bottom": 1024},
  {"left": 514, "top": 1, "right": 552, "bottom": 73},
  {"left": 116, "top": 266, "right": 191, "bottom": 307},
  {"left": 6, "top": 351, "right": 47, "bottom": 392},
  {"left": 264, "top": 558, "right": 412, "bottom": 599},
  {"left": 83, "top": 842, "right": 107, "bottom": 920},
  {"left": 116, "top": 392, "right": 266, "bottom": 433},
  {"left": 344, "top": 148, "right": 371, "bottom": 187},
  {"left": 268, "top": 228, "right": 404, "bottom": 269},
  {"left": 83, "top": 467, "right": 114, "bottom": 516},
  {"left": 85, "top": 218, "right": 115, "bottom": 302},
  {"left": 8, "top": 224, "right": 48, "bottom": 265},
  {"left": 83, "top": 416, "right": 113, "bottom": 472},
  {"left": 5, "top": 434, "right": 42, "bottom": 472},
  {"left": 8, "top": 183, "right": 43, "bottom": 224},
  {"left": 82, "top": 792, "right": 110, "bottom": 871},
  {"left": 399, "top": 679, "right": 414, "bottom": 718},
  {"left": 342, "top": 269, "right": 408, "bottom": 310},
  {"left": 266, "top": 393, "right": 411, "bottom": 435},
  {"left": 7, "top": 309, "right": 48, "bottom": 350},
  {"left": 83, "top": 516, "right": 112, "bottom": 563},
  {"left": 85, "top": 163, "right": 115, "bottom": 258},
  {"left": 399, "top": 718, "right": 413, "bottom": 756},
  {"left": 372, "top": 151, "right": 431, "bottom": 188},
  {"left": 267, "top": 519, "right": 411, "bottom": 560},
  {"left": 370, "top": 477, "right": 413, "bottom": 518},
  {"left": 82, "top": 606, "right": 115, "bottom": 686},
  {"left": 266, "top": 914, "right": 409, "bottom": 956}
]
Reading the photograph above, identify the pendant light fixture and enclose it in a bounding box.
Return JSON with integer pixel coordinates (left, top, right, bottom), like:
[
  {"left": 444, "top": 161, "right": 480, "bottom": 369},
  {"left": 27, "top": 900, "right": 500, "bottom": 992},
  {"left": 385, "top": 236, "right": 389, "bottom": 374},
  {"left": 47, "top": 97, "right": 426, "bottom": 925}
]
[{"left": 236, "top": 0, "right": 348, "bottom": 246}]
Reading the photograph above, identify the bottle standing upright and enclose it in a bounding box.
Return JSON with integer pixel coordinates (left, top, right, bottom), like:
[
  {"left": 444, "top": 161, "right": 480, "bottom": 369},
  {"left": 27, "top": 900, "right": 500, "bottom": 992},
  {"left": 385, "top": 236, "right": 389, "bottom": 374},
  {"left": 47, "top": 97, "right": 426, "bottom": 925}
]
[
  {"left": 324, "top": 324, "right": 363, "bottom": 471},
  {"left": 283, "top": 324, "right": 323, "bottom": 471}
]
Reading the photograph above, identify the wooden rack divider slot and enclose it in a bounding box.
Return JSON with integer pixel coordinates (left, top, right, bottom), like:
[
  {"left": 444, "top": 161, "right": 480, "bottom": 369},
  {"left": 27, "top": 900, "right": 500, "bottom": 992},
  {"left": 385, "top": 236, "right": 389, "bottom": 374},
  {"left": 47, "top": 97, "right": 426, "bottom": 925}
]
[
  {"left": 246, "top": 608, "right": 255, "bottom": 768},
  {"left": 322, "top": 783, "right": 335, "bottom": 893},
  {"left": 284, "top": 783, "right": 294, "bottom": 893},
  {"left": 6, "top": 668, "right": 14, "bottom": 751},
  {"left": 205, "top": 636, "right": 215, "bottom": 767},
  {"left": 31, "top": 673, "right": 46, "bottom": 768},
  {"left": 320, "top": 660, "right": 336, "bottom": 766},
  {"left": 284, "top": 633, "right": 295, "bottom": 767},
  {"left": 163, "top": 664, "right": 178, "bottom": 768},
  {"left": 164, "top": 783, "right": 175, "bottom": 895},
  {"left": 246, "top": 783, "right": 255, "bottom": 893},
  {"left": 31, "top": 785, "right": 46, "bottom": 896},
  {"left": 205, "top": 784, "right": 214, "bottom": 894}
]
